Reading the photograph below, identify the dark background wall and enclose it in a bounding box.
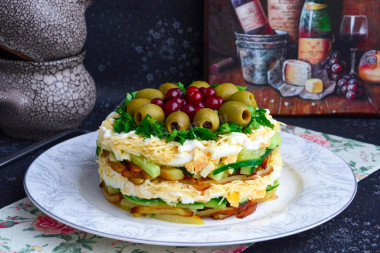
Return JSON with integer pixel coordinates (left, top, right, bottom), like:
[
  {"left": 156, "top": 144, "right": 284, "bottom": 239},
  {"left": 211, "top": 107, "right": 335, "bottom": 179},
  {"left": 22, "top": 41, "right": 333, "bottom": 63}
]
[{"left": 82, "top": 0, "right": 204, "bottom": 127}]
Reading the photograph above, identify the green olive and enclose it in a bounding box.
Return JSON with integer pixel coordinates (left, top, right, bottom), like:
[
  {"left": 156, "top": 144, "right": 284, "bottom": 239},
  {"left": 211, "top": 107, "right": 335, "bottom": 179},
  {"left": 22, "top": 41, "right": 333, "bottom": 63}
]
[
  {"left": 218, "top": 101, "right": 251, "bottom": 127},
  {"left": 189, "top": 81, "right": 210, "bottom": 89},
  {"left": 228, "top": 91, "right": 257, "bottom": 108},
  {"left": 126, "top": 98, "right": 150, "bottom": 116},
  {"left": 165, "top": 111, "right": 190, "bottom": 132},
  {"left": 159, "top": 83, "right": 178, "bottom": 94},
  {"left": 134, "top": 104, "right": 165, "bottom": 124},
  {"left": 215, "top": 83, "right": 239, "bottom": 101},
  {"left": 135, "top": 88, "right": 164, "bottom": 101},
  {"left": 193, "top": 108, "right": 220, "bottom": 132}
]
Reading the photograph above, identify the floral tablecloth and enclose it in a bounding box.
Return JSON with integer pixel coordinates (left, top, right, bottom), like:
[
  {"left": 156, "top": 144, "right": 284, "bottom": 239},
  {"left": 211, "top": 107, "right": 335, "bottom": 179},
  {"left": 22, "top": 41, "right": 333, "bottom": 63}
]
[{"left": 1, "top": 125, "right": 379, "bottom": 253}]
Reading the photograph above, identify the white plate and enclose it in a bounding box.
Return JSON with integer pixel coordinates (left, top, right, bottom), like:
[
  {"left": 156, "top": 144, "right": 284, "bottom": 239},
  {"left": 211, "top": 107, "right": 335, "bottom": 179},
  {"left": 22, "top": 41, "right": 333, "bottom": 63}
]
[{"left": 24, "top": 131, "right": 357, "bottom": 246}]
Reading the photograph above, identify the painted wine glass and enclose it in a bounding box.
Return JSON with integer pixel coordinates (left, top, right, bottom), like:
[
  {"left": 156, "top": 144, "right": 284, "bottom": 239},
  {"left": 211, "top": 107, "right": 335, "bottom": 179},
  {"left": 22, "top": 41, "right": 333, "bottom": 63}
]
[{"left": 339, "top": 15, "right": 368, "bottom": 74}]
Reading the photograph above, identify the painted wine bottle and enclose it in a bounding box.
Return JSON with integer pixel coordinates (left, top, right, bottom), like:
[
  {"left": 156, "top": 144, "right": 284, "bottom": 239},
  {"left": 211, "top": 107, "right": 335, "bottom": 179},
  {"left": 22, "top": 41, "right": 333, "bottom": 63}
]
[
  {"left": 268, "top": 0, "right": 304, "bottom": 43},
  {"left": 231, "top": 0, "right": 275, "bottom": 35},
  {"left": 298, "top": 0, "right": 332, "bottom": 65}
]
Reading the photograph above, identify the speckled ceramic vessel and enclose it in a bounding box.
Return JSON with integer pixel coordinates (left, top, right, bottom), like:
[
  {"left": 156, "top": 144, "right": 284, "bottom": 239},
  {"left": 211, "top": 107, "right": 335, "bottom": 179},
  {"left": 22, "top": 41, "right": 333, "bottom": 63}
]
[
  {"left": 0, "top": 0, "right": 92, "bottom": 61},
  {"left": 0, "top": 52, "right": 96, "bottom": 140}
]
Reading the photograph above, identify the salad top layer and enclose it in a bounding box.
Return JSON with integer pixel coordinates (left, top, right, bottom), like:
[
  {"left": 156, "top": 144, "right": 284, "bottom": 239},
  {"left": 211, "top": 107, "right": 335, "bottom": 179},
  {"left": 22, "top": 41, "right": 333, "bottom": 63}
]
[{"left": 112, "top": 81, "right": 277, "bottom": 144}]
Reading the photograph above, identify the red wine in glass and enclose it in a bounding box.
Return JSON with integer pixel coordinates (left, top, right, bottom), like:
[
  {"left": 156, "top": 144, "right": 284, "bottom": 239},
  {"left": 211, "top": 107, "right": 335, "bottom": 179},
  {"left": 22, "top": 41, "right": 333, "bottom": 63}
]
[
  {"left": 340, "top": 32, "right": 367, "bottom": 49},
  {"left": 339, "top": 15, "right": 368, "bottom": 74}
]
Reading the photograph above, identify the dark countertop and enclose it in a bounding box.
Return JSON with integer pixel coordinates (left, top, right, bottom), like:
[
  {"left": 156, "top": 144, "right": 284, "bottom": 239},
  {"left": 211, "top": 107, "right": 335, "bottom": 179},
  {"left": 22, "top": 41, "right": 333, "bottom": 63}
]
[{"left": 1, "top": 0, "right": 380, "bottom": 252}]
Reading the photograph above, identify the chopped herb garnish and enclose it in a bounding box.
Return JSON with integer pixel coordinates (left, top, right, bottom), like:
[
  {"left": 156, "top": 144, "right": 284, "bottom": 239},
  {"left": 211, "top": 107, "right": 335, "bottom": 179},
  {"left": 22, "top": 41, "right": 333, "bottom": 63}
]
[
  {"left": 175, "top": 82, "right": 186, "bottom": 94},
  {"left": 243, "top": 106, "right": 274, "bottom": 134},
  {"left": 125, "top": 91, "right": 138, "bottom": 105},
  {"left": 266, "top": 182, "right": 279, "bottom": 192},
  {"left": 216, "top": 122, "right": 243, "bottom": 135},
  {"left": 212, "top": 148, "right": 274, "bottom": 175},
  {"left": 236, "top": 85, "right": 247, "bottom": 91},
  {"left": 96, "top": 146, "right": 101, "bottom": 156},
  {"left": 179, "top": 167, "right": 194, "bottom": 177},
  {"left": 113, "top": 91, "right": 275, "bottom": 144}
]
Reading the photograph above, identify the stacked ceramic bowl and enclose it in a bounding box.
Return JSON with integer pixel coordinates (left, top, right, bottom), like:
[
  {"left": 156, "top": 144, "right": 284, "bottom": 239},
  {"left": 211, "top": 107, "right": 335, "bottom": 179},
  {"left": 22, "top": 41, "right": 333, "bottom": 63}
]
[{"left": 0, "top": 0, "right": 96, "bottom": 139}]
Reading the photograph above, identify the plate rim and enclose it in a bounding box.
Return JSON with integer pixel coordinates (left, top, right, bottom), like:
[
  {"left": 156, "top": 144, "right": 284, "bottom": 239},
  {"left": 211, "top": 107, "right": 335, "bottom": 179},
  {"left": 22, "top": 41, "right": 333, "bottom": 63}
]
[{"left": 23, "top": 131, "right": 358, "bottom": 246}]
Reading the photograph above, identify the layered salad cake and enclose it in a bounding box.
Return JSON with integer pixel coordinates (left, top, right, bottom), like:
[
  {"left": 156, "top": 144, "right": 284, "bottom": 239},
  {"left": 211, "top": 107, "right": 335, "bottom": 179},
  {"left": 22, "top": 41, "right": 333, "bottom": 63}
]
[{"left": 96, "top": 81, "right": 283, "bottom": 224}]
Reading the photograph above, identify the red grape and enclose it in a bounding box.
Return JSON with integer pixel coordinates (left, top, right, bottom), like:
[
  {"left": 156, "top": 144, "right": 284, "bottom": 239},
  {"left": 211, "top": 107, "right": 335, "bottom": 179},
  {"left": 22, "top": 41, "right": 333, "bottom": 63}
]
[
  {"left": 331, "top": 51, "right": 342, "bottom": 60},
  {"left": 194, "top": 107, "right": 202, "bottom": 114},
  {"left": 336, "top": 87, "right": 344, "bottom": 96},
  {"left": 186, "top": 86, "right": 199, "bottom": 94},
  {"left": 181, "top": 104, "right": 196, "bottom": 120},
  {"left": 329, "top": 58, "right": 339, "bottom": 66},
  {"left": 171, "top": 97, "right": 185, "bottom": 107},
  {"left": 193, "top": 101, "right": 205, "bottom": 109},
  {"left": 205, "top": 96, "right": 221, "bottom": 110},
  {"left": 347, "top": 84, "right": 358, "bottom": 92},
  {"left": 165, "top": 88, "right": 183, "bottom": 101},
  {"left": 325, "top": 64, "right": 332, "bottom": 75},
  {"left": 341, "top": 85, "right": 348, "bottom": 94},
  {"left": 204, "top": 87, "right": 216, "bottom": 97},
  {"left": 216, "top": 96, "right": 224, "bottom": 105},
  {"left": 199, "top": 87, "right": 206, "bottom": 95},
  {"left": 331, "top": 73, "right": 343, "bottom": 81},
  {"left": 319, "top": 58, "right": 328, "bottom": 68},
  {"left": 186, "top": 91, "right": 203, "bottom": 104},
  {"left": 164, "top": 100, "right": 180, "bottom": 115},
  {"left": 337, "top": 79, "right": 348, "bottom": 87},
  {"left": 348, "top": 79, "right": 359, "bottom": 86},
  {"left": 343, "top": 74, "right": 352, "bottom": 80},
  {"left": 151, "top": 98, "right": 164, "bottom": 108},
  {"left": 331, "top": 64, "right": 342, "bottom": 73},
  {"left": 346, "top": 91, "right": 357, "bottom": 101},
  {"left": 339, "top": 60, "right": 348, "bottom": 70}
]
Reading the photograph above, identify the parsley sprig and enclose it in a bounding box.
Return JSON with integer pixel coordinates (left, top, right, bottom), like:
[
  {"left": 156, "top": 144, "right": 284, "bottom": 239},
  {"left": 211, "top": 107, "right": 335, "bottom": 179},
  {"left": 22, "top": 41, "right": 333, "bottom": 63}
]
[
  {"left": 114, "top": 113, "right": 217, "bottom": 144},
  {"left": 243, "top": 106, "right": 274, "bottom": 134},
  {"left": 113, "top": 91, "right": 274, "bottom": 144}
]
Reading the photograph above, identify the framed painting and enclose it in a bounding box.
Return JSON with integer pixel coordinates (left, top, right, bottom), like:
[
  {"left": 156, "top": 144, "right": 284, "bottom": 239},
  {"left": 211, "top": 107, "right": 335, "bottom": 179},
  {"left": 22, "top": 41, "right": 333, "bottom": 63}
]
[{"left": 204, "top": 0, "right": 380, "bottom": 115}]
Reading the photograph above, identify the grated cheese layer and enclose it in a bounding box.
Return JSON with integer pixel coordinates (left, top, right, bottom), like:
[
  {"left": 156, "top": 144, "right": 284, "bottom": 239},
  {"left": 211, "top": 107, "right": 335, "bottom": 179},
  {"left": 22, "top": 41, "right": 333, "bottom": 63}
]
[
  {"left": 98, "top": 148, "right": 283, "bottom": 207},
  {"left": 97, "top": 112, "right": 281, "bottom": 171}
]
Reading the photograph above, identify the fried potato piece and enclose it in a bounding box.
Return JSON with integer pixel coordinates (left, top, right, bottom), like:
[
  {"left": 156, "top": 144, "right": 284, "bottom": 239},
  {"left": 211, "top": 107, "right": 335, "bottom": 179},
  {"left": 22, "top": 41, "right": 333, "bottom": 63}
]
[
  {"left": 160, "top": 167, "right": 184, "bottom": 181},
  {"left": 197, "top": 207, "right": 237, "bottom": 218},
  {"left": 236, "top": 201, "right": 257, "bottom": 218},
  {"left": 131, "top": 206, "right": 193, "bottom": 216},
  {"left": 152, "top": 214, "right": 204, "bottom": 225},
  {"left": 108, "top": 161, "right": 128, "bottom": 173},
  {"left": 104, "top": 191, "right": 122, "bottom": 203}
]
